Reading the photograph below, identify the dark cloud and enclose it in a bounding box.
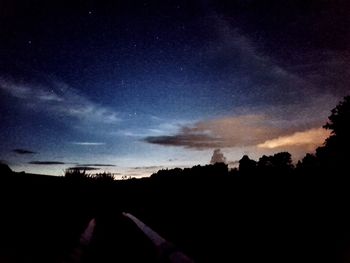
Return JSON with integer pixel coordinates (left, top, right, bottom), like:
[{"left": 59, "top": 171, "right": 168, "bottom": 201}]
[
  {"left": 69, "top": 166, "right": 100, "bottom": 171},
  {"left": 144, "top": 134, "right": 223, "bottom": 149},
  {"left": 80, "top": 163, "right": 116, "bottom": 167},
  {"left": 29, "top": 161, "right": 65, "bottom": 165},
  {"left": 28, "top": 161, "right": 115, "bottom": 168},
  {"left": 13, "top": 149, "right": 36, "bottom": 154}
]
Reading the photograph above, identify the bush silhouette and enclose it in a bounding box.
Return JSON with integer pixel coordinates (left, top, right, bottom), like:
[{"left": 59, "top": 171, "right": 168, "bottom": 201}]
[
  {"left": 94, "top": 172, "right": 115, "bottom": 182},
  {"left": 64, "top": 168, "right": 92, "bottom": 180}
]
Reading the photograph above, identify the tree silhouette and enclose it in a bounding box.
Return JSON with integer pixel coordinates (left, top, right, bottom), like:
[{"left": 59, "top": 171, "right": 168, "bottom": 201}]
[
  {"left": 296, "top": 153, "right": 319, "bottom": 172},
  {"left": 315, "top": 95, "right": 350, "bottom": 170},
  {"left": 257, "top": 155, "right": 273, "bottom": 170},
  {"left": 272, "top": 152, "right": 293, "bottom": 170},
  {"left": 257, "top": 152, "right": 293, "bottom": 175},
  {"left": 0, "top": 162, "right": 12, "bottom": 175},
  {"left": 323, "top": 96, "right": 350, "bottom": 138},
  {"left": 239, "top": 155, "right": 257, "bottom": 175}
]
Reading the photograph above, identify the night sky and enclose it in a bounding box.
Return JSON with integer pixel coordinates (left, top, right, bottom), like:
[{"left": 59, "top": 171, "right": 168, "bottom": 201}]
[{"left": 1, "top": 0, "right": 349, "bottom": 177}]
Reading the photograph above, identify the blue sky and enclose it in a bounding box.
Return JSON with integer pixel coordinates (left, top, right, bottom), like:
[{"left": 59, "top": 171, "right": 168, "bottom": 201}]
[{"left": 1, "top": 0, "right": 349, "bottom": 177}]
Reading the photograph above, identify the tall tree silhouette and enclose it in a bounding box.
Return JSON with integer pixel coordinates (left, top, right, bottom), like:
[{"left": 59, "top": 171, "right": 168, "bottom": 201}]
[
  {"left": 316, "top": 95, "right": 350, "bottom": 170},
  {"left": 324, "top": 96, "right": 350, "bottom": 138}
]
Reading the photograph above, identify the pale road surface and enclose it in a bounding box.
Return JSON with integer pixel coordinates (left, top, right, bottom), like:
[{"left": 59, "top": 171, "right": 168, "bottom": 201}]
[
  {"left": 65, "top": 213, "right": 194, "bottom": 263},
  {"left": 123, "top": 212, "right": 194, "bottom": 263}
]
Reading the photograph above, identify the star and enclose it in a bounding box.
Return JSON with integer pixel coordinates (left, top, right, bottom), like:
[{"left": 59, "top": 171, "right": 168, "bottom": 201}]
[{"left": 0, "top": 0, "right": 348, "bottom": 177}]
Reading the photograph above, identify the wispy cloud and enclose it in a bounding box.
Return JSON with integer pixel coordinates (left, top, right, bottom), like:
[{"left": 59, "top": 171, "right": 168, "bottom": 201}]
[
  {"left": 71, "top": 142, "right": 106, "bottom": 146},
  {"left": 0, "top": 78, "right": 120, "bottom": 125},
  {"left": 132, "top": 166, "right": 165, "bottom": 170},
  {"left": 29, "top": 161, "right": 66, "bottom": 165},
  {"left": 79, "top": 163, "right": 116, "bottom": 167},
  {"left": 123, "top": 165, "right": 168, "bottom": 178},
  {"left": 68, "top": 166, "right": 101, "bottom": 171},
  {"left": 207, "top": 14, "right": 350, "bottom": 106},
  {"left": 257, "top": 128, "right": 329, "bottom": 149},
  {"left": 13, "top": 149, "right": 36, "bottom": 154},
  {"left": 196, "top": 16, "right": 307, "bottom": 106}
]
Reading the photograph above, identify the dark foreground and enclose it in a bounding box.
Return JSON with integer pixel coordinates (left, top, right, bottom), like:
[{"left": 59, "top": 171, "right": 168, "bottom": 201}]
[
  {"left": 0, "top": 173, "right": 158, "bottom": 263},
  {"left": 1, "top": 171, "right": 350, "bottom": 263}
]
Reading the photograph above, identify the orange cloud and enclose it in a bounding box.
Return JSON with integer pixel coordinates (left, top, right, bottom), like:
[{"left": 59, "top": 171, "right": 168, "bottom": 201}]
[
  {"left": 257, "top": 128, "right": 329, "bottom": 149},
  {"left": 144, "top": 114, "right": 331, "bottom": 162},
  {"left": 144, "top": 114, "right": 284, "bottom": 149}
]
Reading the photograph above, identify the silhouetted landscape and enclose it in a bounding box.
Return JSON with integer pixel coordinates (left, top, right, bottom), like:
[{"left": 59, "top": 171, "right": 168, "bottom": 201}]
[{"left": 1, "top": 96, "right": 349, "bottom": 262}]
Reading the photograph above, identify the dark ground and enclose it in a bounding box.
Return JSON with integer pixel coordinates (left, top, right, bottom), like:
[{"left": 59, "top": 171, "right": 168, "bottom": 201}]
[{"left": 1, "top": 171, "right": 350, "bottom": 263}]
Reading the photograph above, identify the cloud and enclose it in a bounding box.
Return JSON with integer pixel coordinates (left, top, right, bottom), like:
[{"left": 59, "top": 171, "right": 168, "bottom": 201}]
[
  {"left": 210, "top": 149, "right": 227, "bottom": 164},
  {"left": 144, "top": 134, "right": 222, "bottom": 149},
  {"left": 208, "top": 14, "right": 350, "bottom": 107},
  {"left": 71, "top": 142, "right": 106, "bottom": 146},
  {"left": 123, "top": 165, "right": 168, "bottom": 178},
  {"left": 68, "top": 166, "right": 101, "bottom": 171},
  {"left": 29, "top": 161, "right": 66, "bottom": 165},
  {"left": 13, "top": 149, "right": 36, "bottom": 154},
  {"left": 195, "top": 13, "right": 349, "bottom": 122},
  {"left": 80, "top": 163, "right": 116, "bottom": 167},
  {"left": 257, "top": 128, "right": 329, "bottom": 149},
  {"left": 144, "top": 115, "right": 284, "bottom": 149},
  {"left": 195, "top": 16, "right": 307, "bottom": 106},
  {"left": 0, "top": 78, "right": 120, "bottom": 125},
  {"left": 143, "top": 114, "right": 331, "bottom": 157},
  {"left": 132, "top": 166, "right": 165, "bottom": 170}
]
